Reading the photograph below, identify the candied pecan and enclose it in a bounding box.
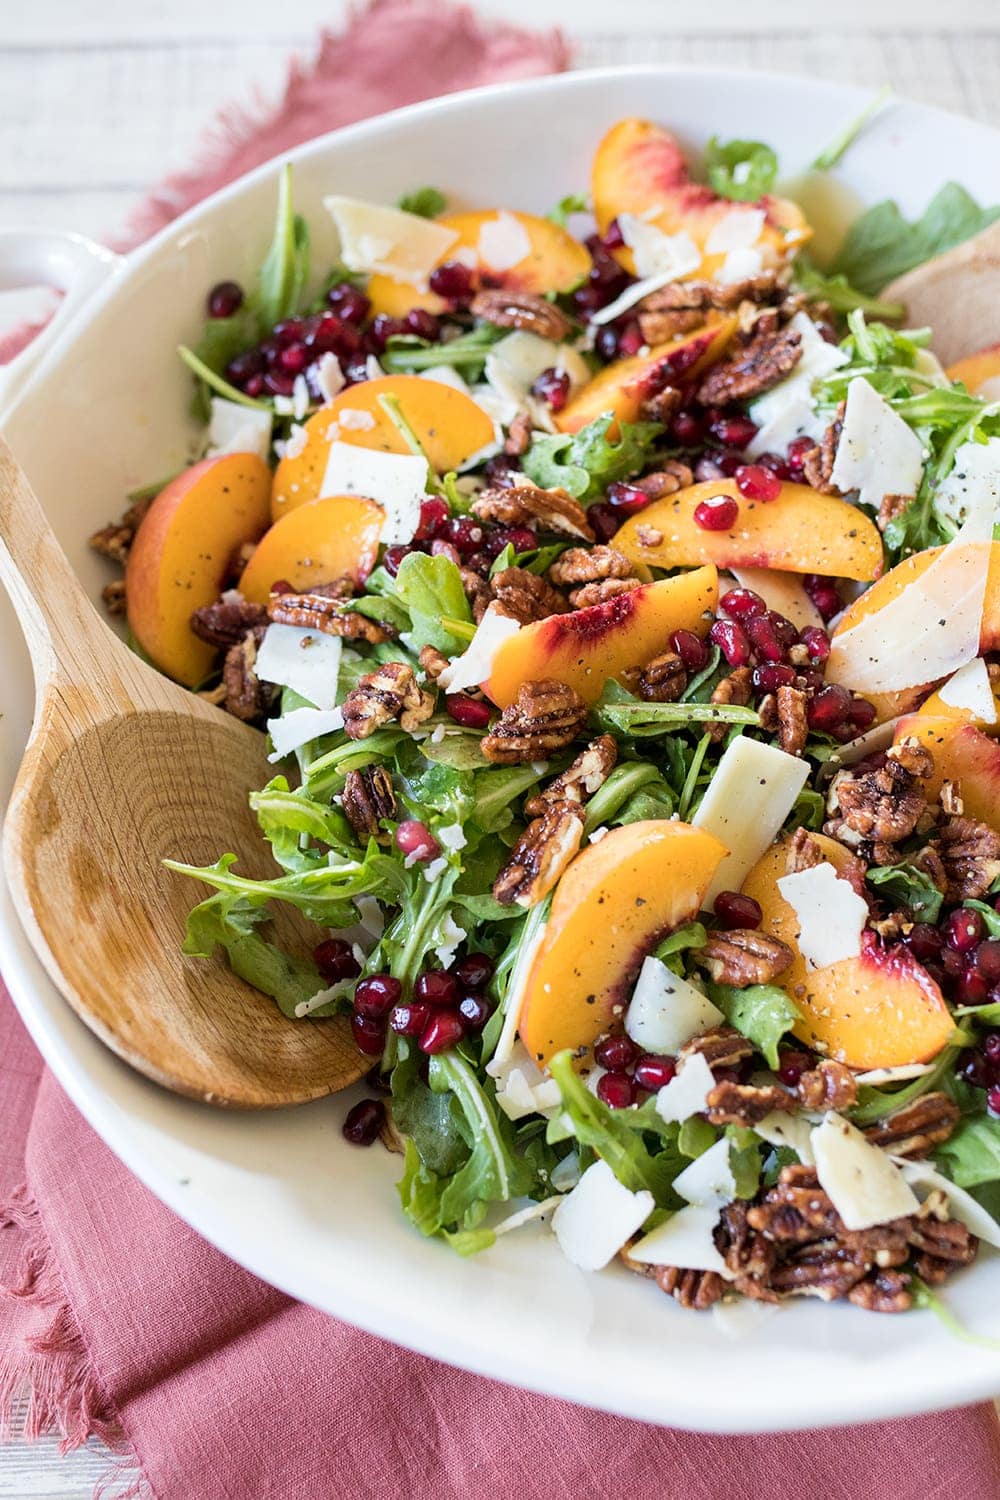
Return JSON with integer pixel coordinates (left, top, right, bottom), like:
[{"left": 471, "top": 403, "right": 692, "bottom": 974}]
[
  {"left": 694, "top": 928, "right": 794, "bottom": 987},
  {"left": 747, "top": 1167, "right": 843, "bottom": 1245},
  {"left": 877, "top": 492, "right": 912, "bottom": 533},
  {"left": 635, "top": 524, "right": 664, "bottom": 547},
  {"left": 490, "top": 565, "right": 567, "bottom": 624},
  {"left": 862, "top": 1093, "right": 960, "bottom": 1158},
  {"left": 341, "top": 661, "right": 434, "bottom": 740},
  {"left": 654, "top": 1265, "right": 726, "bottom": 1310},
  {"left": 796, "top": 1060, "right": 857, "bottom": 1112},
  {"left": 775, "top": 684, "right": 808, "bottom": 756},
  {"left": 907, "top": 1215, "right": 977, "bottom": 1265},
  {"left": 696, "top": 323, "right": 802, "bottom": 406},
  {"left": 934, "top": 815, "right": 1000, "bottom": 902},
  {"left": 911, "top": 842, "right": 948, "bottom": 894},
  {"left": 832, "top": 760, "right": 926, "bottom": 844},
  {"left": 886, "top": 737, "right": 935, "bottom": 780},
  {"left": 846, "top": 1269, "right": 913, "bottom": 1313},
  {"left": 786, "top": 827, "right": 824, "bottom": 873},
  {"left": 548, "top": 545, "right": 634, "bottom": 587},
  {"left": 707, "top": 665, "right": 753, "bottom": 742},
  {"left": 715, "top": 1201, "right": 777, "bottom": 1292},
  {"left": 101, "top": 579, "right": 126, "bottom": 617},
  {"left": 637, "top": 307, "right": 705, "bottom": 344},
  {"left": 939, "top": 781, "right": 964, "bottom": 817},
  {"left": 89, "top": 519, "right": 133, "bottom": 565},
  {"left": 800, "top": 403, "right": 844, "bottom": 496},
  {"left": 504, "top": 410, "right": 533, "bottom": 457},
  {"left": 480, "top": 679, "right": 587, "bottom": 765},
  {"left": 191, "top": 596, "right": 270, "bottom": 648},
  {"left": 492, "top": 799, "right": 585, "bottom": 907},
  {"left": 570, "top": 578, "right": 643, "bottom": 609},
  {"left": 637, "top": 273, "right": 780, "bottom": 318},
  {"left": 770, "top": 1243, "right": 871, "bottom": 1300},
  {"left": 634, "top": 461, "right": 694, "bottom": 499},
  {"left": 639, "top": 384, "right": 683, "bottom": 424},
  {"left": 267, "top": 590, "right": 389, "bottom": 643},
  {"left": 705, "top": 1080, "right": 796, "bottom": 1126},
  {"left": 469, "top": 288, "right": 573, "bottom": 342},
  {"left": 634, "top": 650, "right": 686, "bottom": 703},
  {"left": 470, "top": 484, "right": 594, "bottom": 541},
  {"left": 678, "top": 1026, "right": 754, "bottom": 1072},
  {"left": 459, "top": 566, "right": 492, "bottom": 624},
  {"left": 523, "top": 735, "right": 618, "bottom": 818},
  {"left": 222, "top": 629, "right": 276, "bottom": 723},
  {"left": 342, "top": 766, "right": 396, "bottom": 844},
  {"left": 418, "top": 644, "right": 450, "bottom": 681},
  {"left": 757, "top": 693, "right": 779, "bottom": 733}
]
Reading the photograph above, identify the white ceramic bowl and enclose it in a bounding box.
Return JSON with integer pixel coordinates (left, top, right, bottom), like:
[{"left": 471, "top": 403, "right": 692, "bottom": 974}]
[{"left": 3, "top": 66, "right": 1000, "bottom": 1432}]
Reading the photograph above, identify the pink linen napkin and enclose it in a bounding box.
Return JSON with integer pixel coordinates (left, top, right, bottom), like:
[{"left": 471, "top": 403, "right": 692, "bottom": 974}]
[{"left": 2, "top": 5, "right": 1000, "bottom": 1495}]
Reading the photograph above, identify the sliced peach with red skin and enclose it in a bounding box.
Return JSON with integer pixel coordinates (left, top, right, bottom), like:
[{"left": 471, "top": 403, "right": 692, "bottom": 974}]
[
  {"left": 894, "top": 714, "right": 1000, "bottom": 832},
  {"left": 238, "top": 494, "right": 384, "bottom": 604},
  {"left": 366, "top": 209, "right": 592, "bottom": 318},
  {"left": 555, "top": 319, "right": 735, "bottom": 435},
  {"left": 947, "top": 343, "right": 1000, "bottom": 395},
  {"left": 270, "top": 374, "right": 495, "bottom": 521},
  {"left": 485, "top": 566, "right": 718, "bottom": 709},
  {"left": 520, "top": 820, "right": 728, "bottom": 1066},
  {"left": 741, "top": 832, "right": 954, "bottom": 1068},
  {"left": 126, "top": 454, "right": 271, "bottom": 688},
  {"left": 614, "top": 478, "right": 883, "bottom": 583},
  {"left": 591, "top": 118, "right": 810, "bottom": 278}
]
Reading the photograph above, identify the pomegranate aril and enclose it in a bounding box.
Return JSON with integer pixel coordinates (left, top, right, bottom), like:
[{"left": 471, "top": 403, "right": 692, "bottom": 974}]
[
  {"left": 803, "top": 574, "right": 842, "bottom": 622},
  {"left": 777, "top": 1048, "right": 811, "bottom": 1087},
  {"left": 985, "top": 1032, "right": 1000, "bottom": 1064},
  {"left": 383, "top": 544, "right": 418, "bottom": 577},
  {"left": 671, "top": 629, "right": 709, "bottom": 672},
  {"left": 263, "top": 371, "right": 295, "bottom": 397},
  {"left": 602, "top": 217, "right": 625, "bottom": 250},
  {"left": 694, "top": 494, "right": 739, "bottom": 531},
  {"left": 597, "top": 1071, "right": 636, "bottom": 1109},
  {"left": 415, "top": 496, "right": 450, "bottom": 540},
  {"left": 244, "top": 374, "right": 265, "bottom": 397},
  {"left": 906, "top": 923, "right": 943, "bottom": 962},
  {"left": 457, "top": 993, "right": 492, "bottom": 1032},
  {"left": 368, "top": 314, "right": 408, "bottom": 353},
  {"left": 847, "top": 698, "right": 878, "bottom": 731},
  {"left": 414, "top": 970, "right": 460, "bottom": 1008},
  {"left": 617, "top": 321, "right": 644, "bottom": 358},
  {"left": 278, "top": 344, "right": 308, "bottom": 374},
  {"left": 405, "top": 308, "right": 441, "bottom": 340},
  {"left": 225, "top": 347, "right": 265, "bottom": 384},
  {"left": 594, "top": 1034, "right": 639, "bottom": 1072},
  {"left": 389, "top": 1001, "right": 432, "bottom": 1037},
  {"left": 807, "top": 683, "right": 852, "bottom": 731},
  {"left": 960, "top": 1051, "right": 992, "bottom": 1088},
  {"left": 313, "top": 938, "right": 361, "bottom": 983},
  {"left": 956, "top": 968, "right": 991, "bottom": 1007},
  {"left": 670, "top": 409, "right": 705, "bottom": 446},
  {"left": 351, "top": 1013, "right": 386, "bottom": 1057},
  {"left": 757, "top": 451, "right": 792, "bottom": 480},
  {"left": 946, "top": 908, "right": 983, "bottom": 953},
  {"left": 395, "top": 819, "right": 440, "bottom": 861},
  {"left": 429, "top": 260, "right": 475, "bottom": 302},
  {"left": 419, "top": 1010, "right": 465, "bottom": 1055},
  {"left": 988, "top": 1085, "right": 1000, "bottom": 1117},
  {"left": 326, "top": 283, "right": 370, "bottom": 322},
  {"left": 342, "top": 1098, "right": 386, "bottom": 1146},
  {"left": 531, "top": 366, "right": 571, "bottom": 412},
  {"left": 942, "top": 945, "right": 965, "bottom": 978},
  {"left": 586, "top": 233, "right": 629, "bottom": 287},
  {"left": 587, "top": 502, "right": 620, "bottom": 544},
  {"left": 734, "top": 463, "right": 782, "bottom": 501},
  {"left": 713, "top": 890, "right": 763, "bottom": 930},
  {"left": 499, "top": 525, "right": 539, "bottom": 555},
  {"left": 633, "top": 1055, "right": 676, "bottom": 1091},
  {"left": 709, "top": 618, "right": 751, "bottom": 668},
  {"left": 353, "top": 974, "right": 401, "bottom": 1020},
  {"left": 207, "top": 280, "right": 244, "bottom": 318},
  {"left": 975, "top": 940, "right": 1000, "bottom": 985},
  {"left": 799, "top": 626, "right": 830, "bottom": 662},
  {"left": 694, "top": 455, "right": 727, "bottom": 483},
  {"left": 606, "top": 481, "right": 650, "bottom": 516},
  {"left": 720, "top": 587, "right": 766, "bottom": 621},
  {"left": 786, "top": 435, "right": 815, "bottom": 474},
  {"left": 446, "top": 694, "right": 492, "bottom": 729},
  {"left": 452, "top": 952, "right": 494, "bottom": 990},
  {"left": 444, "top": 516, "right": 484, "bottom": 555},
  {"left": 752, "top": 662, "right": 797, "bottom": 693},
  {"left": 745, "top": 614, "right": 785, "bottom": 663},
  {"left": 594, "top": 326, "right": 620, "bottom": 362},
  {"left": 715, "top": 451, "right": 744, "bottom": 478},
  {"left": 709, "top": 413, "right": 758, "bottom": 449}
]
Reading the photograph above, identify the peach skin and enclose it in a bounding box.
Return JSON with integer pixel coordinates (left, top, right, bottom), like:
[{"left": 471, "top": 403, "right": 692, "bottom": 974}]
[
  {"left": 238, "top": 494, "right": 384, "bottom": 604},
  {"left": 555, "top": 321, "right": 735, "bottom": 435}
]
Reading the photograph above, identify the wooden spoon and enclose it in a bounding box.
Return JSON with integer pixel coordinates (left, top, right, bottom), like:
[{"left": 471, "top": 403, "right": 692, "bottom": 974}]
[
  {"left": 0, "top": 437, "right": 367, "bottom": 1107},
  {"left": 882, "top": 219, "right": 1000, "bottom": 366}
]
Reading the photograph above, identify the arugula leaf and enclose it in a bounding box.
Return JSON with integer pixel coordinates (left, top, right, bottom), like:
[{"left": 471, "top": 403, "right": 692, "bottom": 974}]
[
  {"left": 180, "top": 891, "right": 326, "bottom": 1018},
  {"left": 833, "top": 183, "right": 1000, "bottom": 296},
  {"left": 381, "top": 324, "right": 504, "bottom": 377},
  {"left": 593, "top": 693, "right": 759, "bottom": 738},
  {"left": 678, "top": 1115, "right": 717, "bottom": 1159},
  {"left": 396, "top": 186, "right": 447, "bottom": 218},
  {"left": 708, "top": 982, "right": 801, "bottom": 1069},
  {"left": 912, "top": 1279, "right": 1000, "bottom": 1351},
  {"left": 851, "top": 1043, "right": 963, "bottom": 1125},
  {"left": 811, "top": 86, "right": 892, "bottom": 172},
  {"left": 866, "top": 862, "right": 945, "bottom": 924},
  {"left": 793, "top": 255, "right": 903, "bottom": 320},
  {"left": 582, "top": 762, "right": 666, "bottom": 831},
  {"left": 726, "top": 1126, "right": 762, "bottom": 1199},
  {"left": 654, "top": 921, "right": 708, "bottom": 976},
  {"left": 935, "top": 1115, "right": 1000, "bottom": 1188},
  {"left": 703, "top": 137, "right": 778, "bottom": 202},
  {"left": 391, "top": 1044, "right": 467, "bottom": 1175},
  {"left": 391, "top": 551, "right": 473, "bottom": 653},
  {"left": 250, "top": 776, "right": 357, "bottom": 870},
  {"left": 164, "top": 847, "right": 407, "bottom": 928},
  {"left": 256, "top": 162, "right": 311, "bottom": 330},
  {"left": 522, "top": 414, "right": 662, "bottom": 502},
  {"left": 548, "top": 191, "right": 589, "bottom": 227}
]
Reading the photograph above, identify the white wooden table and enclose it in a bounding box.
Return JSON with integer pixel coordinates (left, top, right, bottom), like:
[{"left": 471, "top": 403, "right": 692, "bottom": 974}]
[{"left": 3, "top": 2, "right": 1000, "bottom": 1493}]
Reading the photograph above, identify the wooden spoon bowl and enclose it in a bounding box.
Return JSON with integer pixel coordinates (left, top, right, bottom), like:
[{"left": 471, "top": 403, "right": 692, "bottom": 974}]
[{"left": 0, "top": 438, "right": 367, "bottom": 1107}]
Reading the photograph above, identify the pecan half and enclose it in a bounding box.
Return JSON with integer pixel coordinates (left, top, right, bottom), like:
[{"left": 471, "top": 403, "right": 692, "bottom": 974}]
[
  {"left": 469, "top": 288, "right": 573, "bottom": 342},
  {"left": 638, "top": 385, "right": 683, "bottom": 424},
  {"left": 907, "top": 1214, "right": 977, "bottom": 1264},
  {"left": 878, "top": 493, "right": 912, "bottom": 533},
  {"left": 707, "top": 665, "right": 753, "bottom": 742},
  {"left": 480, "top": 679, "right": 587, "bottom": 765},
  {"left": 654, "top": 1265, "right": 726, "bottom": 1310},
  {"left": 796, "top": 1060, "right": 857, "bottom": 1112},
  {"left": 715, "top": 1200, "right": 777, "bottom": 1293},
  {"left": 696, "top": 323, "right": 802, "bottom": 406},
  {"left": 570, "top": 578, "right": 643, "bottom": 609},
  {"left": 637, "top": 272, "right": 781, "bottom": 317},
  {"left": 89, "top": 495, "right": 152, "bottom": 564},
  {"left": 634, "top": 650, "right": 687, "bottom": 703},
  {"left": 523, "top": 734, "right": 618, "bottom": 818},
  {"left": 705, "top": 1080, "right": 796, "bottom": 1126},
  {"left": 490, "top": 566, "right": 566, "bottom": 624},
  {"left": 342, "top": 766, "right": 396, "bottom": 844},
  {"left": 341, "top": 662, "right": 434, "bottom": 740},
  {"left": 775, "top": 684, "right": 808, "bottom": 756},
  {"left": 846, "top": 1268, "right": 912, "bottom": 1313},
  {"left": 471, "top": 484, "right": 594, "bottom": 541},
  {"left": 862, "top": 1093, "right": 960, "bottom": 1158},
  {"left": 460, "top": 566, "right": 492, "bottom": 624},
  {"left": 747, "top": 1166, "right": 843, "bottom": 1245},
  {"left": 800, "top": 403, "right": 844, "bottom": 495},
  {"left": 222, "top": 628, "right": 277, "bottom": 723},
  {"left": 694, "top": 928, "right": 794, "bottom": 987},
  {"left": 637, "top": 308, "right": 705, "bottom": 344},
  {"left": 268, "top": 590, "right": 389, "bottom": 643},
  {"left": 102, "top": 579, "right": 127, "bottom": 617},
  {"left": 934, "top": 815, "right": 1000, "bottom": 902},
  {"left": 831, "top": 758, "right": 927, "bottom": 844},
  {"left": 548, "top": 545, "right": 634, "bottom": 587},
  {"left": 492, "top": 799, "right": 585, "bottom": 907},
  {"left": 418, "top": 644, "right": 450, "bottom": 681},
  {"left": 504, "top": 411, "right": 533, "bottom": 457},
  {"left": 770, "top": 1243, "right": 870, "bottom": 1301},
  {"left": 886, "top": 737, "right": 935, "bottom": 780},
  {"left": 786, "top": 827, "right": 824, "bottom": 873},
  {"left": 191, "top": 596, "right": 270, "bottom": 648},
  {"left": 678, "top": 1026, "right": 754, "bottom": 1072},
  {"left": 633, "top": 461, "right": 694, "bottom": 499}
]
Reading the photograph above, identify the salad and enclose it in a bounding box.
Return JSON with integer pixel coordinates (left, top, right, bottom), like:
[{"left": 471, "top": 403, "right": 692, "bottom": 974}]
[{"left": 90, "top": 108, "right": 1000, "bottom": 1326}]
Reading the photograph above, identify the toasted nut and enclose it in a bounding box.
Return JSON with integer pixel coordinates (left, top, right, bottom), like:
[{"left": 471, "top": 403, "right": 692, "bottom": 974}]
[
  {"left": 569, "top": 578, "right": 643, "bottom": 609},
  {"left": 654, "top": 1265, "right": 726, "bottom": 1310},
  {"left": 696, "top": 323, "right": 802, "bottom": 406},
  {"left": 705, "top": 1080, "right": 796, "bottom": 1126},
  {"left": 523, "top": 734, "right": 618, "bottom": 818},
  {"left": 341, "top": 661, "right": 434, "bottom": 740},
  {"left": 490, "top": 566, "right": 567, "bottom": 624},
  {"left": 862, "top": 1093, "right": 960, "bottom": 1158},
  {"left": 796, "top": 1060, "right": 857, "bottom": 1112},
  {"left": 678, "top": 1026, "right": 754, "bottom": 1072},
  {"left": 480, "top": 679, "right": 587, "bottom": 765},
  {"left": 268, "top": 590, "right": 389, "bottom": 643},
  {"left": 707, "top": 666, "right": 752, "bottom": 742},
  {"left": 493, "top": 799, "right": 585, "bottom": 907},
  {"left": 191, "top": 597, "right": 270, "bottom": 648},
  {"left": 695, "top": 928, "right": 794, "bottom": 987},
  {"left": 775, "top": 684, "right": 809, "bottom": 756},
  {"left": 934, "top": 815, "right": 1000, "bottom": 902},
  {"left": 470, "top": 288, "right": 573, "bottom": 342},
  {"left": 471, "top": 484, "right": 594, "bottom": 541},
  {"left": 548, "top": 545, "right": 634, "bottom": 587},
  {"left": 418, "top": 644, "right": 450, "bottom": 681},
  {"left": 846, "top": 1269, "right": 913, "bottom": 1313},
  {"left": 342, "top": 766, "right": 396, "bottom": 844}
]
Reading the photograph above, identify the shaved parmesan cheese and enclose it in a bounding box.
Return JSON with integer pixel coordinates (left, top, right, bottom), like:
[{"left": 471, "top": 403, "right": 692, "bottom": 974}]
[
  {"left": 628, "top": 1204, "right": 731, "bottom": 1275},
  {"left": 321, "top": 442, "right": 425, "bottom": 544},
  {"left": 324, "top": 195, "right": 458, "bottom": 288},
  {"left": 255, "top": 624, "right": 342, "bottom": 710},
  {"left": 624, "top": 956, "right": 723, "bottom": 1054},
  {"left": 337, "top": 408, "right": 377, "bottom": 431},
  {"left": 853, "top": 1063, "right": 932, "bottom": 1085},
  {"left": 266, "top": 705, "right": 344, "bottom": 762},
  {"left": 934, "top": 436, "right": 1000, "bottom": 529},
  {"left": 207, "top": 397, "right": 273, "bottom": 461},
  {"left": 654, "top": 1053, "right": 715, "bottom": 1125},
  {"left": 747, "top": 313, "right": 848, "bottom": 457},
  {"left": 477, "top": 211, "right": 532, "bottom": 272},
  {"left": 812, "top": 1112, "right": 918, "bottom": 1230},
  {"left": 826, "top": 484, "right": 994, "bottom": 695},
  {"left": 436, "top": 602, "right": 521, "bottom": 693},
  {"left": 491, "top": 914, "right": 548, "bottom": 1066},
  {"left": 716, "top": 246, "right": 764, "bottom": 285},
  {"left": 828, "top": 376, "right": 924, "bottom": 509},
  {"left": 493, "top": 1195, "right": 562, "bottom": 1236},
  {"left": 420, "top": 364, "right": 471, "bottom": 393},
  {"left": 746, "top": 392, "right": 820, "bottom": 458},
  {"left": 776, "top": 861, "right": 868, "bottom": 969},
  {"left": 938, "top": 656, "right": 997, "bottom": 724},
  {"left": 693, "top": 738, "right": 810, "bottom": 906},
  {"left": 488, "top": 1041, "right": 562, "bottom": 1122},
  {"left": 552, "top": 1160, "right": 654, "bottom": 1271},
  {"left": 755, "top": 1110, "right": 816, "bottom": 1165},
  {"left": 705, "top": 209, "right": 765, "bottom": 255},
  {"left": 896, "top": 1159, "right": 1000, "bottom": 1249},
  {"left": 484, "top": 331, "right": 590, "bottom": 415},
  {"left": 673, "top": 1138, "right": 736, "bottom": 1207},
  {"left": 730, "top": 566, "right": 823, "bottom": 631},
  {"left": 590, "top": 221, "right": 701, "bottom": 326},
  {"left": 315, "top": 352, "right": 345, "bottom": 403},
  {"left": 432, "top": 911, "right": 466, "bottom": 970}
]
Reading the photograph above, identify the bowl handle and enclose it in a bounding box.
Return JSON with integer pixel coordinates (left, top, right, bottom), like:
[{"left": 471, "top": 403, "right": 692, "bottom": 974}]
[{"left": 0, "top": 231, "right": 124, "bottom": 424}]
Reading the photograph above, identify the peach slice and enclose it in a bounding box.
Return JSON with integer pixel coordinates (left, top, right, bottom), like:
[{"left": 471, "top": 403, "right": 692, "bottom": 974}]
[
  {"left": 591, "top": 118, "right": 810, "bottom": 278},
  {"left": 366, "top": 209, "right": 592, "bottom": 317},
  {"left": 614, "top": 478, "right": 883, "bottom": 582},
  {"left": 519, "top": 820, "right": 727, "bottom": 1066},
  {"left": 741, "top": 833, "right": 954, "bottom": 1068},
  {"left": 126, "top": 455, "right": 271, "bottom": 687},
  {"left": 894, "top": 714, "right": 1000, "bottom": 832},
  {"left": 947, "top": 342, "right": 1000, "bottom": 395},
  {"left": 238, "top": 494, "right": 384, "bottom": 604},
  {"left": 270, "top": 374, "right": 496, "bottom": 520},
  {"left": 555, "top": 319, "right": 735, "bottom": 435},
  {"left": 485, "top": 566, "right": 718, "bottom": 708}
]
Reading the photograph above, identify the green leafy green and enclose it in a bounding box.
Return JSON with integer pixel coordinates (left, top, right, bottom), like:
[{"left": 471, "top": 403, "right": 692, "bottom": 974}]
[
  {"left": 703, "top": 137, "right": 778, "bottom": 202},
  {"left": 833, "top": 183, "right": 1000, "bottom": 296},
  {"left": 866, "top": 862, "right": 945, "bottom": 924},
  {"left": 708, "top": 982, "right": 802, "bottom": 1069},
  {"left": 256, "top": 162, "right": 311, "bottom": 329},
  {"left": 381, "top": 323, "right": 505, "bottom": 377},
  {"left": 179, "top": 891, "right": 327, "bottom": 1019},
  {"left": 593, "top": 682, "right": 759, "bottom": 738},
  {"left": 653, "top": 922, "right": 708, "bottom": 976},
  {"left": 811, "top": 86, "right": 892, "bottom": 172},
  {"left": 391, "top": 551, "right": 473, "bottom": 654},
  {"left": 678, "top": 1115, "right": 717, "bottom": 1159},
  {"left": 391, "top": 1045, "right": 468, "bottom": 1176},
  {"left": 726, "top": 1126, "right": 762, "bottom": 1199},
  {"left": 522, "top": 413, "right": 662, "bottom": 502},
  {"left": 177, "top": 344, "right": 266, "bottom": 411},
  {"left": 912, "top": 1279, "right": 1000, "bottom": 1350},
  {"left": 851, "top": 1043, "right": 963, "bottom": 1125},
  {"left": 165, "top": 847, "right": 407, "bottom": 929},
  {"left": 548, "top": 191, "right": 589, "bottom": 227},
  {"left": 935, "top": 1115, "right": 1000, "bottom": 1188},
  {"left": 396, "top": 185, "right": 447, "bottom": 218},
  {"left": 793, "top": 255, "right": 903, "bottom": 320}
]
